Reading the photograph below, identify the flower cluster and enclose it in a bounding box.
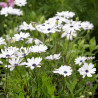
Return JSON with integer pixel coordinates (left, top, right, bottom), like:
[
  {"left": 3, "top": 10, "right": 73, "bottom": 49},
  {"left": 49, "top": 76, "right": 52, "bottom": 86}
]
[{"left": 0, "top": 0, "right": 27, "bottom": 16}]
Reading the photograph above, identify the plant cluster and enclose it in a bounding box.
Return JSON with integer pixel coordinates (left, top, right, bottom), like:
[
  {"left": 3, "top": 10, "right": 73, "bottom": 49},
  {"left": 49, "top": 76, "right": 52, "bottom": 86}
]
[{"left": 0, "top": 0, "right": 98, "bottom": 98}]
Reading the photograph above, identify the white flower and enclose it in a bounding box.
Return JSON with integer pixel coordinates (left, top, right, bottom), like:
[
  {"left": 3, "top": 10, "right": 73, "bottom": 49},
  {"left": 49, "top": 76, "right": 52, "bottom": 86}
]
[
  {"left": 0, "top": 7, "right": 23, "bottom": 16},
  {"left": 0, "top": 61, "right": 3, "bottom": 64},
  {"left": 75, "top": 56, "right": 86, "bottom": 66},
  {"left": 61, "top": 21, "right": 81, "bottom": 40},
  {"left": 25, "top": 57, "right": 42, "bottom": 69},
  {"left": 19, "top": 21, "right": 35, "bottom": 31},
  {"left": 36, "top": 23, "right": 57, "bottom": 34},
  {"left": 0, "top": 47, "right": 19, "bottom": 58},
  {"left": 0, "top": 37, "right": 6, "bottom": 45},
  {"left": 18, "top": 47, "right": 31, "bottom": 57},
  {"left": 14, "top": 32, "right": 30, "bottom": 41},
  {"left": 26, "top": 38, "right": 43, "bottom": 45},
  {"left": 53, "top": 65, "right": 72, "bottom": 77},
  {"left": 78, "top": 63, "right": 96, "bottom": 78},
  {"left": 86, "top": 56, "right": 95, "bottom": 60},
  {"left": 15, "top": 0, "right": 27, "bottom": 7},
  {"left": 81, "top": 21, "right": 94, "bottom": 30},
  {"left": 5, "top": 57, "right": 24, "bottom": 71},
  {"left": 56, "top": 11, "right": 75, "bottom": 19},
  {"left": 31, "top": 44, "right": 48, "bottom": 53},
  {"left": 45, "top": 53, "right": 61, "bottom": 60}
]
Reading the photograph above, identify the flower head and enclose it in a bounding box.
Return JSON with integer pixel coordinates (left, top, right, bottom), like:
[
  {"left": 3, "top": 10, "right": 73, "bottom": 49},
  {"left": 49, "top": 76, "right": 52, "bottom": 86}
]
[
  {"left": 45, "top": 53, "right": 61, "bottom": 60},
  {"left": 78, "top": 63, "right": 96, "bottom": 78},
  {"left": 25, "top": 57, "right": 42, "bottom": 69},
  {"left": 53, "top": 65, "right": 72, "bottom": 77},
  {"left": 75, "top": 56, "right": 86, "bottom": 66}
]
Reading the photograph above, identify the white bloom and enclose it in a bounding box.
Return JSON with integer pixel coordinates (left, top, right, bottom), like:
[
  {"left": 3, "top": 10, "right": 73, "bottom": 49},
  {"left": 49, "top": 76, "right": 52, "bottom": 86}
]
[
  {"left": 56, "top": 11, "right": 75, "bottom": 19},
  {"left": 61, "top": 21, "right": 81, "bottom": 40},
  {"left": 19, "top": 21, "right": 35, "bottom": 31},
  {"left": 0, "top": 7, "right": 23, "bottom": 16},
  {"left": 36, "top": 23, "right": 57, "bottom": 34},
  {"left": 0, "top": 37, "right": 6, "bottom": 45},
  {"left": 15, "top": 0, "right": 27, "bottom": 7},
  {"left": 26, "top": 38, "right": 43, "bottom": 45},
  {"left": 75, "top": 56, "right": 86, "bottom": 66},
  {"left": 86, "top": 56, "right": 95, "bottom": 60},
  {"left": 5, "top": 57, "right": 24, "bottom": 71},
  {"left": 81, "top": 21, "right": 94, "bottom": 30},
  {"left": 53, "top": 65, "right": 72, "bottom": 77},
  {"left": 45, "top": 53, "right": 61, "bottom": 60},
  {"left": 14, "top": 32, "right": 30, "bottom": 41},
  {"left": 0, "top": 61, "right": 3, "bottom": 64},
  {"left": 25, "top": 57, "right": 42, "bottom": 69},
  {"left": 0, "top": 47, "right": 19, "bottom": 58},
  {"left": 18, "top": 47, "right": 31, "bottom": 57},
  {"left": 31, "top": 44, "right": 48, "bottom": 53},
  {"left": 78, "top": 63, "right": 96, "bottom": 78}
]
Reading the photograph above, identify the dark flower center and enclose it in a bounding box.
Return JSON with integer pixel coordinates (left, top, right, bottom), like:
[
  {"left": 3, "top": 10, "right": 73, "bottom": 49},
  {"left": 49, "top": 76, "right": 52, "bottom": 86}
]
[
  {"left": 56, "top": 18, "right": 59, "bottom": 20},
  {"left": 14, "top": 64, "right": 18, "bottom": 66},
  {"left": 64, "top": 71, "right": 67, "bottom": 74},
  {"left": 47, "top": 28, "right": 51, "bottom": 31},
  {"left": 32, "top": 64, "right": 36, "bottom": 66},
  {"left": 70, "top": 25, "right": 74, "bottom": 28},
  {"left": 85, "top": 70, "right": 89, "bottom": 73},
  {"left": 42, "top": 24, "right": 45, "bottom": 26},
  {"left": 80, "top": 60, "right": 82, "bottom": 62},
  {"left": 6, "top": 54, "right": 10, "bottom": 57}
]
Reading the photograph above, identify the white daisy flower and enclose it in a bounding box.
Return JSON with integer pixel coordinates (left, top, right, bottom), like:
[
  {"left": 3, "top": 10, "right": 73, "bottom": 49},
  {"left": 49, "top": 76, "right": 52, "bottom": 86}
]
[
  {"left": 14, "top": 32, "right": 30, "bottom": 41},
  {"left": 25, "top": 57, "right": 42, "bottom": 69},
  {"left": 78, "top": 63, "right": 96, "bottom": 78},
  {"left": 45, "top": 53, "right": 61, "bottom": 60},
  {"left": 61, "top": 21, "right": 81, "bottom": 40},
  {"left": 0, "top": 47, "right": 19, "bottom": 58},
  {"left": 0, "top": 37, "right": 6, "bottom": 45},
  {"left": 56, "top": 11, "right": 75, "bottom": 19},
  {"left": 26, "top": 38, "right": 43, "bottom": 45},
  {"left": 0, "top": 7, "right": 23, "bottom": 16},
  {"left": 53, "top": 65, "right": 72, "bottom": 77},
  {"left": 31, "top": 44, "right": 48, "bottom": 53},
  {"left": 5, "top": 57, "right": 24, "bottom": 71},
  {"left": 36, "top": 23, "right": 57, "bottom": 34},
  {"left": 0, "top": 61, "right": 3, "bottom": 64},
  {"left": 81, "top": 21, "right": 94, "bottom": 30},
  {"left": 17, "top": 47, "right": 31, "bottom": 57},
  {"left": 75, "top": 56, "right": 86, "bottom": 66},
  {"left": 19, "top": 21, "right": 35, "bottom": 31},
  {"left": 15, "top": 0, "right": 27, "bottom": 7}
]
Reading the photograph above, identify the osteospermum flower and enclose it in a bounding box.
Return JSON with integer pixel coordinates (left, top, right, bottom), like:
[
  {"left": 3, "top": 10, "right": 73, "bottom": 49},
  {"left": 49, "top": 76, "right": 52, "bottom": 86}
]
[
  {"left": 45, "top": 53, "right": 61, "bottom": 60},
  {"left": 61, "top": 21, "right": 81, "bottom": 40},
  {"left": 81, "top": 21, "right": 94, "bottom": 30},
  {"left": 25, "top": 57, "right": 42, "bottom": 69},
  {"left": 31, "top": 44, "right": 48, "bottom": 53},
  {"left": 53, "top": 65, "right": 72, "bottom": 77},
  {"left": 5, "top": 57, "right": 24, "bottom": 71},
  {"left": 26, "top": 38, "right": 43, "bottom": 45},
  {"left": 75, "top": 56, "right": 86, "bottom": 66},
  {"left": 0, "top": 37, "right": 6, "bottom": 45},
  {"left": 0, "top": 46, "right": 19, "bottom": 58},
  {"left": 18, "top": 21, "right": 35, "bottom": 31},
  {"left": 56, "top": 11, "right": 75, "bottom": 19},
  {"left": 0, "top": 7, "right": 23, "bottom": 16},
  {"left": 15, "top": 0, "right": 27, "bottom": 7},
  {"left": 78, "top": 63, "right": 96, "bottom": 78},
  {"left": 14, "top": 32, "right": 30, "bottom": 41}
]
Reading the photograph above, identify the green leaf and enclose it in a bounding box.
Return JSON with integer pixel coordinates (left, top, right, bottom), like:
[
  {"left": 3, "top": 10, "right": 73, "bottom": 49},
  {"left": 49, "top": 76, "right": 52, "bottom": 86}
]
[
  {"left": 19, "top": 92, "right": 25, "bottom": 98},
  {"left": 89, "top": 37, "right": 96, "bottom": 52}
]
